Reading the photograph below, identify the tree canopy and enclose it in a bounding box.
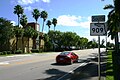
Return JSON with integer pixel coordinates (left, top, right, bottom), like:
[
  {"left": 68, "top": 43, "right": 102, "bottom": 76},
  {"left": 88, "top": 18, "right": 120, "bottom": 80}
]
[
  {"left": 0, "top": 17, "right": 14, "bottom": 51},
  {"left": 44, "top": 30, "right": 89, "bottom": 51}
]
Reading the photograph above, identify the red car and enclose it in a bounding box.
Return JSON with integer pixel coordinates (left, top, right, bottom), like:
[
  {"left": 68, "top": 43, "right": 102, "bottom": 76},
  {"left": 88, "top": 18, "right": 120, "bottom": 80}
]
[{"left": 56, "top": 51, "right": 79, "bottom": 64}]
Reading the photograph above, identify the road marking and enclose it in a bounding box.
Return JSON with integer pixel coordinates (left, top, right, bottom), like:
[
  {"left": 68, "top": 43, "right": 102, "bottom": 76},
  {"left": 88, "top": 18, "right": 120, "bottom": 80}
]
[
  {"left": 0, "top": 59, "right": 23, "bottom": 66},
  {"left": 6, "top": 54, "right": 32, "bottom": 58},
  {"left": 56, "top": 62, "right": 88, "bottom": 80},
  {"left": 0, "top": 55, "right": 56, "bottom": 66},
  {"left": 0, "top": 61, "right": 9, "bottom": 65}
]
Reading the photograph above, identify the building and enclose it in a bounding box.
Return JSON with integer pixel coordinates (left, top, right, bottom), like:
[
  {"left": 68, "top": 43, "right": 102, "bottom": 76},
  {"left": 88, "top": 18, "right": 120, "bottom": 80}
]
[{"left": 9, "top": 22, "right": 44, "bottom": 53}]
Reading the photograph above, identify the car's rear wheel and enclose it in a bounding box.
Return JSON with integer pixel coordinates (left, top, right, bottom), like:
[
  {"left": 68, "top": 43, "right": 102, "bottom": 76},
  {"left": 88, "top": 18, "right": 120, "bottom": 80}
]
[
  {"left": 69, "top": 59, "right": 73, "bottom": 65},
  {"left": 75, "top": 59, "right": 79, "bottom": 63}
]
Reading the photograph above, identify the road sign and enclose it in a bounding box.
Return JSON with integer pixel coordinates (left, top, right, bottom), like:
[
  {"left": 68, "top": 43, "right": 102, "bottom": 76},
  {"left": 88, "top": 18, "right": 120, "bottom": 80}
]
[
  {"left": 91, "top": 15, "right": 106, "bottom": 80},
  {"left": 92, "top": 15, "right": 105, "bottom": 22},
  {"left": 90, "top": 23, "right": 107, "bottom": 36}
]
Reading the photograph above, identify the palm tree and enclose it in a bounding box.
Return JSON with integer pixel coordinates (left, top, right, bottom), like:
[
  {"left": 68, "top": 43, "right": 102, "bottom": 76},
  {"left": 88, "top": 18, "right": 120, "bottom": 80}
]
[
  {"left": 20, "top": 14, "right": 27, "bottom": 52},
  {"left": 32, "top": 9, "right": 40, "bottom": 23},
  {"left": 40, "top": 11, "right": 48, "bottom": 51},
  {"left": 104, "top": 0, "right": 120, "bottom": 79},
  {"left": 41, "top": 11, "right": 48, "bottom": 33},
  {"left": 24, "top": 26, "right": 34, "bottom": 53},
  {"left": 14, "top": 5, "right": 24, "bottom": 27},
  {"left": 52, "top": 18, "right": 57, "bottom": 31},
  {"left": 32, "top": 9, "right": 40, "bottom": 49},
  {"left": 52, "top": 18, "right": 57, "bottom": 51},
  {"left": 46, "top": 20, "right": 52, "bottom": 32},
  {"left": 104, "top": 1, "right": 120, "bottom": 53},
  {"left": 14, "top": 27, "right": 24, "bottom": 50},
  {"left": 32, "top": 30, "right": 38, "bottom": 49},
  {"left": 20, "top": 14, "right": 27, "bottom": 28}
]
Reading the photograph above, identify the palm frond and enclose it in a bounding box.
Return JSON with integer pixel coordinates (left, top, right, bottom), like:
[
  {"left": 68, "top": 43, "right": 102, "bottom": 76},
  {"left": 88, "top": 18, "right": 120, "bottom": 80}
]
[
  {"left": 103, "top": 4, "right": 114, "bottom": 10},
  {"left": 108, "top": 9, "right": 115, "bottom": 18}
]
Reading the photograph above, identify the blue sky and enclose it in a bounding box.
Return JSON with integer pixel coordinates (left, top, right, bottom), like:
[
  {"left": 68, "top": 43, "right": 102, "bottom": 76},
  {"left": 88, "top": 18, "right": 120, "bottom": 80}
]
[{"left": 0, "top": 0, "right": 114, "bottom": 42}]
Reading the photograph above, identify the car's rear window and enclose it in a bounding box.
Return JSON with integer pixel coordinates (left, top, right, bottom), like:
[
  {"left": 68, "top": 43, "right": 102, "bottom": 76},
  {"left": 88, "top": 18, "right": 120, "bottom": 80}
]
[{"left": 60, "top": 52, "right": 70, "bottom": 55}]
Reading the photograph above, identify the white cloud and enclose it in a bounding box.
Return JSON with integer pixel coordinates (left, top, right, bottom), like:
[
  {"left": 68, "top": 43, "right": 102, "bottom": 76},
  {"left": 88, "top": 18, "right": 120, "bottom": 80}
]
[
  {"left": 39, "top": 8, "right": 44, "bottom": 11},
  {"left": 57, "top": 15, "right": 115, "bottom": 43},
  {"left": 24, "top": 6, "right": 32, "bottom": 11},
  {"left": 18, "top": 0, "right": 40, "bottom": 5},
  {"left": 42, "top": 0, "right": 50, "bottom": 3},
  {"left": 18, "top": 0, "right": 50, "bottom": 5},
  {"left": 11, "top": 21, "right": 16, "bottom": 26},
  {"left": 57, "top": 15, "right": 91, "bottom": 28}
]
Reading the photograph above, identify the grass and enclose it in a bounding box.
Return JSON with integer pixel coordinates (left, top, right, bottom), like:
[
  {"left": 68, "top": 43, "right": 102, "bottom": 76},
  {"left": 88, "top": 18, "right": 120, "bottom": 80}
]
[{"left": 106, "top": 50, "right": 114, "bottom": 80}]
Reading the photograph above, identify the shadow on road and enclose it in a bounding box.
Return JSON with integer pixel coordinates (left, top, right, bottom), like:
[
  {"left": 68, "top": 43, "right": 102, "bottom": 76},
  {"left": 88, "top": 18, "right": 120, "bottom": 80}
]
[
  {"left": 70, "top": 63, "right": 98, "bottom": 80},
  {"left": 70, "top": 52, "right": 107, "bottom": 80},
  {"left": 35, "top": 52, "right": 107, "bottom": 80},
  {"left": 51, "top": 59, "right": 88, "bottom": 66},
  {"left": 51, "top": 63, "right": 71, "bottom": 66},
  {"left": 35, "top": 68, "right": 66, "bottom": 80}
]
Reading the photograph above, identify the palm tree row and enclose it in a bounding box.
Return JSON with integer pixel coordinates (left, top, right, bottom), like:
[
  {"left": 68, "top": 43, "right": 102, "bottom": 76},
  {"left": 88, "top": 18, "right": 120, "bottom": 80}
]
[
  {"left": 14, "top": 5, "right": 57, "bottom": 33},
  {"left": 31, "top": 9, "right": 57, "bottom": 33},
  {"left": 46, "top": 18, "right": 57, "bottom": 51},
  {"left": 46, "top": 18, "right": 57, "bottom": 32},
  {"left": 13, "top": 5, "right": 57, "bottom": 52}
]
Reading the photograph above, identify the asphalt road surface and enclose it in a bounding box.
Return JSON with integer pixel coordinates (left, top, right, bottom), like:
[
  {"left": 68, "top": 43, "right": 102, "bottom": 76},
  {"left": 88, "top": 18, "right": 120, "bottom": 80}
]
[{"left": 0, "top": 48, "right": 105, "bottom": 80}]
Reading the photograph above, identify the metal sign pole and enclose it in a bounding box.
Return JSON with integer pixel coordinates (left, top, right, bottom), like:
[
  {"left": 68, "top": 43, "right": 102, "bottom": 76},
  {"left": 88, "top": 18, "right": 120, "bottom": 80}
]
[
  {"left": 98, "top": 35, "right": 101, "bottom": 80},
  {"left": 97, "top": 19, "right": 101, "bottom": 80},
  {"left": 91, "top": 15, "right": 106, "bottom": 80}
]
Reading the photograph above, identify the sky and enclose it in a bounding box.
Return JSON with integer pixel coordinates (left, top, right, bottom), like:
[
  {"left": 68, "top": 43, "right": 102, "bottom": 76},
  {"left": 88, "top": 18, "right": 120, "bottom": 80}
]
[{"left": 0, "top": 0, "right": 114, "bottom": 43}]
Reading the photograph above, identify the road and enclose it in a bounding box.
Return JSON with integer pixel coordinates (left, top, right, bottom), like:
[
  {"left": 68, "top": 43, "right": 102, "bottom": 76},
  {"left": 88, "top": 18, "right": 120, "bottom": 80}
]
[{"left": 0, "top": 48, "right": 105, "bottom": 80}]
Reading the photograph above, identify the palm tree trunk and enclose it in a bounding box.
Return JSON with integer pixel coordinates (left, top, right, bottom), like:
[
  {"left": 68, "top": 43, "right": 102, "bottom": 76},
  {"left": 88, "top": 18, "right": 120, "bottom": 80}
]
[
  {"left": 22, "top": 37, "right": 24, "bottom": 53},
  {"left": 33, "top": 21, "right": 38, "bottom": 49},
  {"left": 115, "top": 32, "right": 119, "bottom": 53},
  {"left": 49, "top": 27, "right": 50, "bottom": 32},
  {"left": 53, "top": 28, "right": 55, "bottom": 52},
  {"left": 28, "top": 38, "right": 29, "bottom": 53},
  {"left": 40, "top": 20, "right": 45, "bottom": 52},
  {"left": 18, "top": 15, "right": 20, "bottom": 27},
  {"left": 54, "top": 26, "right": 55, "bottom": 31},
  {"left": 113, "top": 32, "right": 120, "bottom": 80},
  {"left": 32, "top": 38, "right": 36, "bottom": 49},
  {"left": 42, "top": 20, "right": 44, "bottom": 33},
  {"left": 39, "top": 37, "right": 41, "bottom": 52},
  {"left": 16, "top": 37, "right": 18, "bottom": 50}
]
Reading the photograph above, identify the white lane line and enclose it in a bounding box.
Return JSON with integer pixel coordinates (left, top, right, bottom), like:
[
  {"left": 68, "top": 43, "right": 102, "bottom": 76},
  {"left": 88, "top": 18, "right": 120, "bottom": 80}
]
[
  {"left": 6, "top": 54, "right": 32, "bottom": 58},
  {"left": 56, "top": 62, "right": 88, "bottom": 80},
  {"left": 0, "top": 59, "right": 24, "bottom": 65},
  {"left": 0, "top": 61, "right": 9, "bottom": 65},
  {"left": 0, "top": 55, "right": 33, "bottom": 65}
]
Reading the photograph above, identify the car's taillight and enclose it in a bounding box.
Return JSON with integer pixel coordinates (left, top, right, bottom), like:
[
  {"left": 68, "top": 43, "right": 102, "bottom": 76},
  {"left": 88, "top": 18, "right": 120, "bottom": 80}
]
[
  {"left": 65, "top": 56, "right": 70, "bottom": 58},
  {"left": 67, "top": 56, "right": 71, "bottom": 58}
]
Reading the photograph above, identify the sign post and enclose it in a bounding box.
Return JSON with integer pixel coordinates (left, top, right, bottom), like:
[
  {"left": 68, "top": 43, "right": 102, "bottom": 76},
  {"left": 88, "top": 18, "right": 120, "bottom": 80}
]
[
  {"left": 98, "top": 35, "right": 101, "bottom": 80},
  {"left": 91, "top": 15, "right": 106, "bottom": 80}
]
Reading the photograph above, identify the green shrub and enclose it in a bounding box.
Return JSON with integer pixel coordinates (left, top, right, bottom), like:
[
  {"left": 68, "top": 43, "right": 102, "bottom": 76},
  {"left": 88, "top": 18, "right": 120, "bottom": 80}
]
[
  {"left": 0, "top": 52, "right": 3, "bottom": 55},
  {"left": 15, "top": 50, "right": 22, "bottom": 54},
  {"left": 31, "top": 49, "right": 39, "bottom": 53},
  {"left": 7, "top": 51, "right": 12, "bottom": 54},
  {"left": 0, "top": 51, "right": 12, "bottom": 55},
  {"left": 3, "top": 51, "right": 7, "bottom": 55}
]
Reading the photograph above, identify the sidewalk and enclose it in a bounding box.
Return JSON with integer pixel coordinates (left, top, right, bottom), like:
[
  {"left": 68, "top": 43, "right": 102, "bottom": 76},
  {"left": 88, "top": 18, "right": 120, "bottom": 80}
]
[{"left": 70, "top": 52, "right": 107, "bottom": 80}]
